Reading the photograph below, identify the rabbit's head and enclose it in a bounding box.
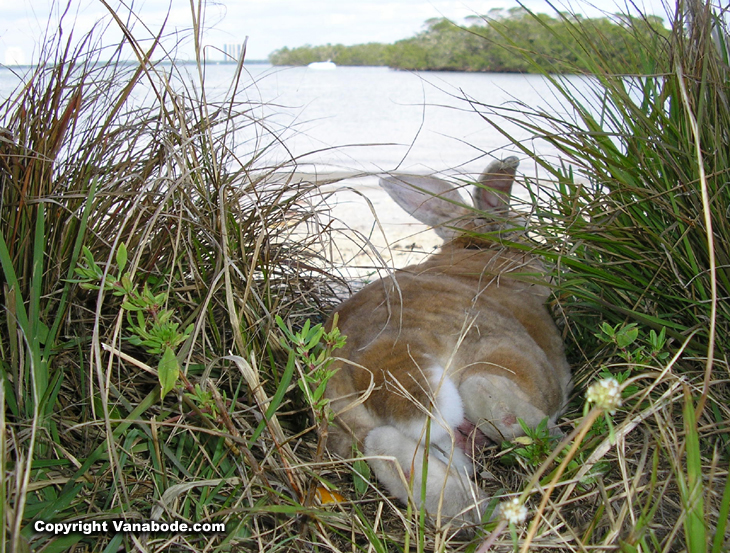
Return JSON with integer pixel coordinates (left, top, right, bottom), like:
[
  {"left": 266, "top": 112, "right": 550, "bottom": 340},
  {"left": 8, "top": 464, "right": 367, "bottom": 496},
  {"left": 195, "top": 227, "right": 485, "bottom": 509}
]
[{"left": 379, "top": 156, "right": 522, "bottom": 242}]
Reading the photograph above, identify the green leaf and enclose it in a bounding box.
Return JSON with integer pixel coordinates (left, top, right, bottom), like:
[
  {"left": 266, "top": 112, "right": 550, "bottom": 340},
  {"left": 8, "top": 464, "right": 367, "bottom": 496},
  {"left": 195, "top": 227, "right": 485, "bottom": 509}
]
[
  {"left": 116, "top": 242, "right": 128, "bottom": 274},
  {"left": 249, "top": 351, "right": 296, "bottom": 446},
  {"left": 352, "top": 455, "right": 371, "bottom": 495},
  {"left": 158, "top": 347, "right": 179, "bottom": 400},
  {"left": 120, "top": 273, "right": 133, "bottom": 294},
  {"left": 712, "top": 468, "right": 730, "bottom": 553},
  {"left": 275, "top": 314, "right": 295, "bottom": 343},
  {"left": 616, "top": 324, "right": 639, "bottom": 349},
  {"left": 682, "top": 391, "right": 706, "bottom": 552},
  {"left": 82, "top": 246, "right": 96, "bottom": 269},
  {"left": 305, "top": 326, "right": 324, "bottom": 351},
  {"left": 312, "top": 383, "right": 326, "bottom": 402},
  {"left": 36, "top": 320, "right": 50, "bottom": 346}
]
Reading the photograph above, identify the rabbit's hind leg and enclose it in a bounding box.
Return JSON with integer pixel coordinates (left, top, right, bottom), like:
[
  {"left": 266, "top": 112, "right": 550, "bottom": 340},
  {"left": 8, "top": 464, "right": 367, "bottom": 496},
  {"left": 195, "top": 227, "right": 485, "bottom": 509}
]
[{"left": 460, "top": 373, "right": 554, "bottom": 442}]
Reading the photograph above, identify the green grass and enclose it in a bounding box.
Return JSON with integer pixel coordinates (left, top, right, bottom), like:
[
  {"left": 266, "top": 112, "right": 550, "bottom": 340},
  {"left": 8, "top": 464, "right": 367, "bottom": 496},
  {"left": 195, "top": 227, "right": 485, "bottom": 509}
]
[
  {"left": 2, "top": 1, "right": 729, "bottom": 552},
  {"left": 0, "top": 6, "right": 346, "bottom": 552},
  {"left": 466, "top": 1, "right": 730, "bottom": 550}
]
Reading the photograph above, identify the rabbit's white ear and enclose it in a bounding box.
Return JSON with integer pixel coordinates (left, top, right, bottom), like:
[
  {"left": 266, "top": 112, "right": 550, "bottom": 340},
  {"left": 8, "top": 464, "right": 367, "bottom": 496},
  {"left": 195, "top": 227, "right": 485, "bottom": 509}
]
[
  {"left": 473, "top": 157, "right": 519, "bottom": 213},
  {"left": 379, "top": 175, "right": 470, "bottom": 237}
]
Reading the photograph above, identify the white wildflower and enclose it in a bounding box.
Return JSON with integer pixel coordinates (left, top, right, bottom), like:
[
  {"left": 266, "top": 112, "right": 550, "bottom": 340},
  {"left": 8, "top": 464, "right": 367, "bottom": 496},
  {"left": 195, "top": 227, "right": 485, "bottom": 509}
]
[
  {"left": 586, "top": 377, "right": 622, "bottom": 414},
  {"left": 499, "top": 497, "right": 528, "bottom": 525}
]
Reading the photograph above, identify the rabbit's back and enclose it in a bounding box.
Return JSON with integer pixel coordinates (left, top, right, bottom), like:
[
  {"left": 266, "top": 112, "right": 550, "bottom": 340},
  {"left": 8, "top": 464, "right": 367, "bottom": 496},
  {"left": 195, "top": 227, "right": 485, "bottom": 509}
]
[{"left": 326, "top": 243, "right": 571, "bottom": 455}]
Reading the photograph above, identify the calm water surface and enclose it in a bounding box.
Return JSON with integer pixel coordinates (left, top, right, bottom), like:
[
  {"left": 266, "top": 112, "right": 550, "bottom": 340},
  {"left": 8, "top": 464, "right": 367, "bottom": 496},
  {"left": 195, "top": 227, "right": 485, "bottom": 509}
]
[
  {"left": 0, "top": 63, "right": 592, "bottom": 269},
  {"left": 200, "top": 64, "right": 584, "bottom": 179},
  {"left": 0, "top": 63, "right": 586, "bottom": 176}
]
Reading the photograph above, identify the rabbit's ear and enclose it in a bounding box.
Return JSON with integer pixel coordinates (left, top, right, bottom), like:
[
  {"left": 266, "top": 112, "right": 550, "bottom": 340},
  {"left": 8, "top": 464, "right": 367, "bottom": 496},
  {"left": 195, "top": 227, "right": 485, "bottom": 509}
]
[
  {"left": 473, "top": 157, "right": 519, "bottom": 213},
  {"left": 379, "top": 175, "right": 471, "bottom": 236}
]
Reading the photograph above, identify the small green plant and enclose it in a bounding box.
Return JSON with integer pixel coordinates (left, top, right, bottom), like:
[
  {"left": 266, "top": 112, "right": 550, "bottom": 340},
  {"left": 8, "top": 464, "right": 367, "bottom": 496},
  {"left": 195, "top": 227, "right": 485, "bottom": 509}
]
[
  {"left": 275, "top": 314, "right": 345, "bottom": 425},
  {"left": 123, "top": 285, "right": 191, "bottom": 353},
  {"left": 584, "top": 323, "right": 668, "bottom": 449},
  {"left": 184, "top": 383, "right": 221, "bottom": 420},
  {"left": 276, "top": 311, "right": 369, "bottom": 498},
  {"left": 501, "top": 416, "right": 611, "bottom": 486},
  {"left": 594, "top": 322, "right": 669, "bottom": 366},
  {"left": 74, "top": 243, "right": 192, "bottom": 399},
  {"left": 501, "top": 417, "right": 559, "bottom": 468},
  {"left": 593, "top": 322, "right": 670, "bottom": 404}
]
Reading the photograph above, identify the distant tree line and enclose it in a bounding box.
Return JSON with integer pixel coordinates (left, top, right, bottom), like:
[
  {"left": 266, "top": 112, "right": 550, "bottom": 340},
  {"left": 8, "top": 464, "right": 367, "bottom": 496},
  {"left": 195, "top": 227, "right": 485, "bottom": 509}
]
[{"left": 268, "top": 8, "right": 668, "bottom": 73}]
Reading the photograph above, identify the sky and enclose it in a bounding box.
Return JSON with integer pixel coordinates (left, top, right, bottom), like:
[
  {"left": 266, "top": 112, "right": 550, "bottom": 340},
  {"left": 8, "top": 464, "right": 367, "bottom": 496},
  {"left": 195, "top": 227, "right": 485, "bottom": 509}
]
[{"left": 1, "top": 0, "right": 673, "bottom": 65}]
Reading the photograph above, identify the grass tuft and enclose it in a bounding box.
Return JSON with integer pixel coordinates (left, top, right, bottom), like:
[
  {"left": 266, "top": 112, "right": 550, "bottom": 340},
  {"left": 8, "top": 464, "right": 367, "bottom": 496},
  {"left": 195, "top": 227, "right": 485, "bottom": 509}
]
[
  {"left": 1, "top": 4, "right": 348, "bottom": 552},
  {"left": 465, "top": 1, "right": 730, "bottom": 550}
]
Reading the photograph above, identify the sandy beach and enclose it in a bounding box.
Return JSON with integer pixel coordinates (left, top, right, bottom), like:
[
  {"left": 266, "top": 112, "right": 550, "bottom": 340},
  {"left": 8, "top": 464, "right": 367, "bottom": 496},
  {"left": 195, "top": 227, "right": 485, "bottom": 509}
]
[
  {"left": 311, "top": 176, "right": 444, "bottom": 279},
  {"left": 283, "top": 166, "right": 555, "bottom": 285},
  {"left": 297, "top": 170, "right": 540, "bottom": 281}
]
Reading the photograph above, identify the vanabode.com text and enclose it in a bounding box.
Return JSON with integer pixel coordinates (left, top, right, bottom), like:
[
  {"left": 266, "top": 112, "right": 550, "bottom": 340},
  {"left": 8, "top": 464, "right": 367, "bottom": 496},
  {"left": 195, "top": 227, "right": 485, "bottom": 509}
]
[{"left": 35, "top": 520, "right": 226, "bottom": 535}]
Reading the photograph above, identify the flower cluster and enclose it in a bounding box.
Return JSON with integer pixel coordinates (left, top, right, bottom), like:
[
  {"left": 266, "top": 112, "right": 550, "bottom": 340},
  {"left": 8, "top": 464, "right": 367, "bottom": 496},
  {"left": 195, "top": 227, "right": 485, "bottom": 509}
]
[
  {"left": 586, "top": 377, "right": 622, "bottom": 414},
  {"left": 499, "top": 497, "right": 528, "bottom": 525}
]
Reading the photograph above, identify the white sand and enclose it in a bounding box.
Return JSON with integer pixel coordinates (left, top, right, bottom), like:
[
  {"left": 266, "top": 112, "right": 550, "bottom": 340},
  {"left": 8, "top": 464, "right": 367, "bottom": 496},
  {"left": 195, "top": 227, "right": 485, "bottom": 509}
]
[
  {"left": 287, "top": 170, "right": 555, "bottom": 282},
  {"left": 311, "top": 176, "right": 443, "bottom": 279}
]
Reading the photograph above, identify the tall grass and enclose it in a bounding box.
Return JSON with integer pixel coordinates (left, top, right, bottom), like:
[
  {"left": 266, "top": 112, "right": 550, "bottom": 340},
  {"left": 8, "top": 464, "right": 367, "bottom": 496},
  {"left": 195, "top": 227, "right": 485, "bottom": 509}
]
[
  {"left": 462, "top": 0, "right": 730, "bottom": 550},
  {"left": 479, "top": 1, "right": 728, "bottom": 362},
  {"left": 0, "top": 4, "right": 347, "bottom": 552}
]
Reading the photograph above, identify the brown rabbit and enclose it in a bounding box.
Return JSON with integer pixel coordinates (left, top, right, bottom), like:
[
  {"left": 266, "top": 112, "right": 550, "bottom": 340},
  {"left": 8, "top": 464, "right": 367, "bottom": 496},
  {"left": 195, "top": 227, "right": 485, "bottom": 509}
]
[{"left": 324, "top": 157, "right": 572, "bottom": 525}]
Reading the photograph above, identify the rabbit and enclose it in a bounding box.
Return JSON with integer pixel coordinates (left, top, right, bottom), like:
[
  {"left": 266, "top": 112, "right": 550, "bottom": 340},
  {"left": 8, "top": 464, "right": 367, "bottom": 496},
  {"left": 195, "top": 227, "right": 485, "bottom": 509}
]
[{"left": 323, "top": 157, "right": 572, "bottom": 527}]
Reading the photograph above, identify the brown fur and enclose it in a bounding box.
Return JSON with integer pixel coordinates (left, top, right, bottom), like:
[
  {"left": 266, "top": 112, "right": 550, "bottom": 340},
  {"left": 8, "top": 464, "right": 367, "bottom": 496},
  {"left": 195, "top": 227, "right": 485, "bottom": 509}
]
[
  {"left": 326, "top": 241, "right": 571, "bottom": 452},
  {"left": 323, "top": 158, "right": 572, "bottom": 524}
]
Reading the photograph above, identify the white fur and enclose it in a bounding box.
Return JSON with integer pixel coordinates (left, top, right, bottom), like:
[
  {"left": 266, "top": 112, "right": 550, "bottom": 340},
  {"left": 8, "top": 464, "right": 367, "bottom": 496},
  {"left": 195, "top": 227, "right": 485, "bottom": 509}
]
[
  {"left": 363, "top": 367, "right": 479, "bottom": 522},
  {"left": 364, "top": 425, "right": 482, "bottom": 525},
  {"left": 396, "top": 368, "right": 463, "bottom": 444},
  {"left": 392, "top": 367, "right": 473, "bottom": 477}
]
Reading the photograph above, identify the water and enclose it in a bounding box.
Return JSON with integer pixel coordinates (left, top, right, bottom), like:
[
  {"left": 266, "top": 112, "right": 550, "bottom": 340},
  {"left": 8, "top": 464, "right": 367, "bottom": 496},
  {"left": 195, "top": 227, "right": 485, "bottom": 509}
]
[
  {"left": 0, "top": 63, "right": 589, "bottom": 271},
  {"left": 0, "top": 62, "right": 585, "bottom": 178},
  {"left": 192, "top": 64, "right": 579, "bottom": 179}
]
